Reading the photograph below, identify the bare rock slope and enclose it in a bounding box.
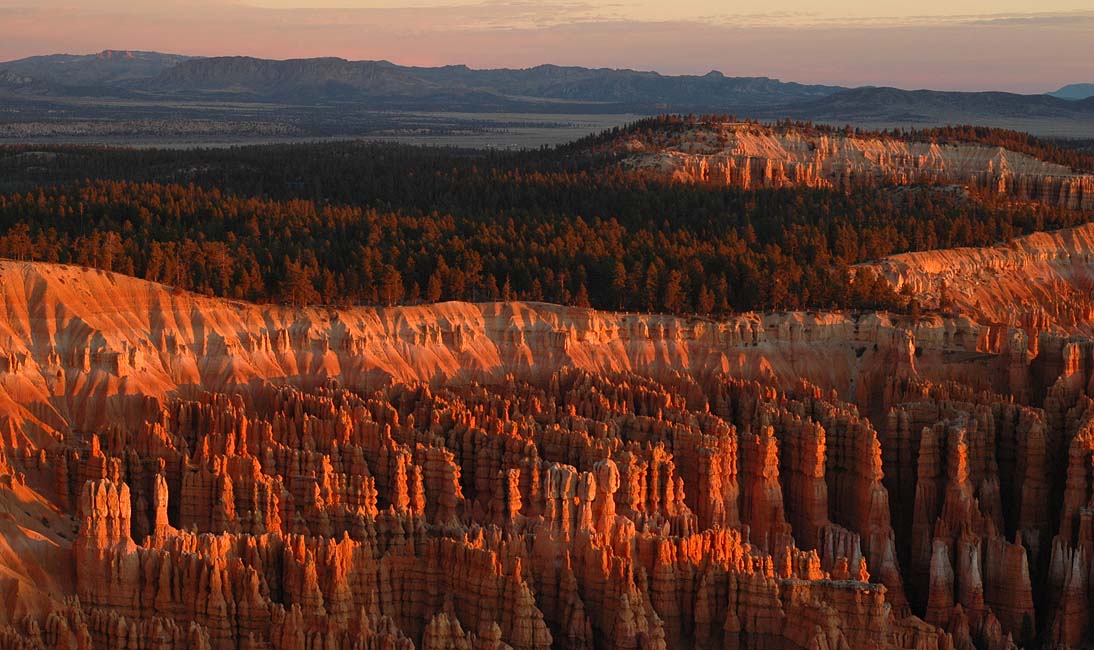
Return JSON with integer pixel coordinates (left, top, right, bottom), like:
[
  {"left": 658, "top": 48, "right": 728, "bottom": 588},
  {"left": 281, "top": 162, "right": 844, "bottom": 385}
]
[
  {"left": 619, "top": 122, "right": 1093, "bottom": 208},
  {"left": 0, "top": 258, "right": 1093, "bottom": 648},
  {"left": 865, "top": 222, "right": 1094, "bottom": 335}
]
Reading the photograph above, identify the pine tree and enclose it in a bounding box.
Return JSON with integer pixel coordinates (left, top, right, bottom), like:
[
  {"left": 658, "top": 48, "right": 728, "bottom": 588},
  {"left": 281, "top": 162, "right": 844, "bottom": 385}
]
[
  {"left": 697, "top": 284, "right": 715, "bottom": 314},
  {"left": 610, "top": 261, "right": 628, "bottom": 309},
  {"left": 663, "top": 270, "right": 685, "bottom": 313},
  {"left": 380, "top": 267, "right": 405, "bottom": 306},
  {"left": 426, "top": 271, "right": 444, "bottom": 303},
  {"left": 644, "top": 262, "right": 661, "bottom": 311},
  {"left": 280, "top": 259, "right": 320, "bottom": 307},
  {"left": 574, "top": 283, "right": 591, "bottom": 308}
]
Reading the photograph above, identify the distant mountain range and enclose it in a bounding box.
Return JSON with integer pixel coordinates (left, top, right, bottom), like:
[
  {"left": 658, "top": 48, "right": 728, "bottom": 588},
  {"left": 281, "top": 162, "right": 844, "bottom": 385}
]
[
  {"left": 0, "top": 51, "right": 845, "bottom": 111},
  {"left": 1051, "top": 84, "right": 1094, "bottom": 101},
  {"left": 0, "top": 50, "right": 192, "bottom": 92},
  {"left": 1, "top": 50, "right": 1092, "bottom": 137},
  {"left": 785, "top": 86, "right": 1094, "bottom": 121}
]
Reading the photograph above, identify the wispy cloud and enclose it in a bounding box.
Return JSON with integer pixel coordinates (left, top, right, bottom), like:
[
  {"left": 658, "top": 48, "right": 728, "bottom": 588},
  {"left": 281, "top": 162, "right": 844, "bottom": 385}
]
[
  {"left": 233, "top": 0, "right": 1094, "bottom": 30},
  {"left": 236, "top": 0, "right": 624, "bottom": 30},
  {"left": 696, "top": 9, "right": 1094, "bottom": 28}
]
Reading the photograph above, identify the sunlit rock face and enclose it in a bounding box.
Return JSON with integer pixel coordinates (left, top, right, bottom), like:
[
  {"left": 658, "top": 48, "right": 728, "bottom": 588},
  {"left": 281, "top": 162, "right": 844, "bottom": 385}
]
[
  {"left": 0, "top": 253, "right": 1093, "bottom": 649},
  {"left": 619, "top": 121, "right": 1094, "bottom": 209},
  {"left": 863, "top": 222, "right": 1094, "bottom": 341}
]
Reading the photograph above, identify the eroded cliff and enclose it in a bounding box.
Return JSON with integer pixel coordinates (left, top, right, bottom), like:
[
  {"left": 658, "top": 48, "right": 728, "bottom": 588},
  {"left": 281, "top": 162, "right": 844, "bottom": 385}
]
[
  {"left": 864, "top": 222, "right": 1094, "bottom": 338},
  {"left": 0, "top": 258, "right": 1089, "bottom": 648},
  {"left": 618, "top": 122, "right": 1094, "bottom": 208}
]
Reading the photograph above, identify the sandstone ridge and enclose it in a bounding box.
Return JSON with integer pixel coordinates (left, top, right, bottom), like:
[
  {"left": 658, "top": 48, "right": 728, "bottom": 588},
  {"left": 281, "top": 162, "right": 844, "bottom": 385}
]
[
  {"left": 0, "top": 258, "right": 1091, "bottom": 648},
  {"left": 619, "top": 122, "right": 1093, "bottom": 208},
  {"left": 0, "top": 257, "right": 1025, "bottom": 437},
  {"left": 864, "top": 222, "right": 1094, "bottom": 335}
]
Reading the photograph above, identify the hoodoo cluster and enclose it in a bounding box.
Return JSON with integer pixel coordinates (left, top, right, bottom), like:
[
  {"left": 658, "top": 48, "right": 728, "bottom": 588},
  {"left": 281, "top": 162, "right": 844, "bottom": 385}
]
[{"left": 0, "top": 243, "right": 1093, "bottom": 648}]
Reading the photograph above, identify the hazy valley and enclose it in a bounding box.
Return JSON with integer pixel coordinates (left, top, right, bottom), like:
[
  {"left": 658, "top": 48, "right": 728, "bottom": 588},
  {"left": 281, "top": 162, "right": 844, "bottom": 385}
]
[{"left": 2, "top": 51, "right": 1093, "bottom": 145}]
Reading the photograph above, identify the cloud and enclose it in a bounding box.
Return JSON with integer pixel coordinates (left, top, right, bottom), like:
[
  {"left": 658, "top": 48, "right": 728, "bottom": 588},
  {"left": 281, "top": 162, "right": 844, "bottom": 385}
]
[
  {"left": 232, "top": 0, "right": 1094, "bottom": 30},
  {"left": 960, "top": 10, "right": 1094, "bottom": 26},
  {"left": 237, "top": 0, "right": 628, "bottom": 31},
  {"left": 693, "top": 8, "right": 1094, "bottom": 28}
]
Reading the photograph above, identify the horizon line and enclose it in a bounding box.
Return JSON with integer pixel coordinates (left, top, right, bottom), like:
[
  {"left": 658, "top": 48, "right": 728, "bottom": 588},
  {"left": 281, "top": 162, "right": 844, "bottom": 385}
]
[{"left": 1, "top": 48, "right": 1086, "bottom": 97}]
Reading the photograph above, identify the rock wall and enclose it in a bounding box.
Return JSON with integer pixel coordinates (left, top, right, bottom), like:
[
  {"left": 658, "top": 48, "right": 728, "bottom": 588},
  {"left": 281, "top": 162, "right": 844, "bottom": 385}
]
[
  {"left": 620, "top": 122, "right": 1094, "bottom": 208},
  {"left": 863, "top": 222, "right": 1094, "bottom": 352},
  {"left": 1, "top": 259, "right": 1094, "bottom": 648},
  {"left": 0, "top": 259, "right": 1014, "bottom": 441},
  {"left": 6, "top": 373, "right": 963, "bottom": 650}
]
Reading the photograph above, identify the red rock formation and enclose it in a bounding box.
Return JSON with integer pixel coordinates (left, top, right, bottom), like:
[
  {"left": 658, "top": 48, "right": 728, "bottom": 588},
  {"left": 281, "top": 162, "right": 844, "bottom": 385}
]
[
  {"left": 6, "top": 257, "right": 1094, "bottom": 648},
  {"left": 619, "top": 121, "right": 1094, "bottom": 208},
  {"left": 866, "top": 223, "right": 1094, "bottom": 335}
]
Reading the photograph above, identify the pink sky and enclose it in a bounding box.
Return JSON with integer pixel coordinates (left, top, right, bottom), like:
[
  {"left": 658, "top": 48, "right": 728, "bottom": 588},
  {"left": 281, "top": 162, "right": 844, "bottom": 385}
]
[{"left": 1, "top": 1, "right": 1092, "bottom": 92}]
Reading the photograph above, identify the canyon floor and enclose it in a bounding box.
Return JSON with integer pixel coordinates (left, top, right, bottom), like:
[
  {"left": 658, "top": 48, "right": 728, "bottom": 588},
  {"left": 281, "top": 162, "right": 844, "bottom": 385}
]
[{"left": 1, "top": 217, "right": 1094, "bottom": 649}]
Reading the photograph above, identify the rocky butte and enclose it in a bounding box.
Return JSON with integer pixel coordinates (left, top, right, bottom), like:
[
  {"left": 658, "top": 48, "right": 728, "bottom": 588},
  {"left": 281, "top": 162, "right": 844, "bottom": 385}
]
[
  {"left": 616, "top": 121, "right": 1094, "bottom": 209},
  {"left": 2, "top": 224, "right": 1094, "bottom": 648}
]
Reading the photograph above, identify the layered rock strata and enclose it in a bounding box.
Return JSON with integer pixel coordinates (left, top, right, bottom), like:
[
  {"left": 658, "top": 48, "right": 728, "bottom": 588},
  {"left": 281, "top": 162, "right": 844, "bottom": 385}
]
[
  {"left": 619, "top": 121, "right": 1094, "bottom": 208},
  {"left": 1, "top": 259, "right": 1094, "bottom": 648}
]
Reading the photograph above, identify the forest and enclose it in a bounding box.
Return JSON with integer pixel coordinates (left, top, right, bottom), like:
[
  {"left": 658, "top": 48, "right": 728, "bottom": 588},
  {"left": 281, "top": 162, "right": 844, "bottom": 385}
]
[{"left": 0, "top": 121, "right": 1091, "bottom": 315}]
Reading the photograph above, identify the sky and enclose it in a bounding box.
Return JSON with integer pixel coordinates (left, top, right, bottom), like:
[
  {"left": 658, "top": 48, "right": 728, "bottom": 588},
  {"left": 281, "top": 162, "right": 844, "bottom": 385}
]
[{"left": 0, "top": 0, "right": 1091, "bottom": 93}]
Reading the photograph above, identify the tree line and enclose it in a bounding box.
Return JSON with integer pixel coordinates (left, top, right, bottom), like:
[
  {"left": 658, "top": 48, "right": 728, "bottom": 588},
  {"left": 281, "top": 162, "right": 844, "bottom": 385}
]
[{"left": 0, "top": 171, "right": 1088, "bottom": 314}]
